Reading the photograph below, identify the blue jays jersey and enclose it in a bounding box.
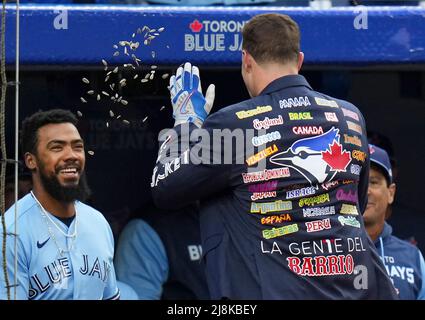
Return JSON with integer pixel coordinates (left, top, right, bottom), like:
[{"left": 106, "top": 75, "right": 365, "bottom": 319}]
[
  {"left": 151, "top": 75, "right": 398, "bottom": 299},
  {"left": 0, "top": 193, "right": 120, "bottom": 300},
  {"left": 375, "top": 223, "right": 425, "bottom": 300}
]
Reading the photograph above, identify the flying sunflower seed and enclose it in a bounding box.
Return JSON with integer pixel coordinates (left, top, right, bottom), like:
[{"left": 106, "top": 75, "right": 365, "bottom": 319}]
[
  {"left": 143, "top": 39, "right": 149, "bottom": 45},
  {"left": 153, "top": 33, "right": 160, "bottom": 36},
  {"left": 102, "top": 59, "right": 108, "bottom": 66},
  {"left": 158, "top": 27, "right": 165, "bottom": 32},
  {"left": 117, "top": 115, "right": 122, "bottom": 119},
  {"left": 137, "top": 28, "right": 142, "bottom": 34},
  {"left": 161, "top": 73, "right": 169, "bottom": 79},
  {"left": 151, "top": 51, "right": 156, "bottom": 58},
  {"left": 119, "top": 79, "right": 127, "bottom": 85},
  {"left": 87, "top": 90, "right": 94, "bottom": 95},
  {"left": 149, "top": 73, "right": 155, "bottom": 80},
  {"left": 109, "top": 84, "right": 115, "bottom": 91},
  {"left": 88, "top": 150, "right": 95, "bottom": 156},
  {"left": 113, "top": 44, "right": 118, "bottom": 49},
  {"left": 123, "top": 119, "right": 130, "bottom": 125},
  {"left": 109, "top": 110, "right": 114, "bottom": 117},
  {"left": 104, "top": 76, "right": 110, "bottom": 82},
  {"left": 82, "top": 77, "right": 90, "bottom": 84},
  {"left": 142, "top": 116, "right": 148, "bottom": 122},
  {"left": 141, "top": 79, "right": 148, "bottom": 83},
  {"left": 106, "top": 122, "right": 109, "bottom": 128},
  {"left": 166, "top": 45, "right": 170, "bottom": 49},
  {"left": 160, "top": 106, "right": 165, "bottom": 111},
  {"left": 113, "top": 67, "right": 119, "bottom": 73},
  {"left": 132, "top": 33, "right": 135, "bottom": 38},
  {"left": 80, "top": 97, "right": 87, "bottom": 103},
  {"left": 130, "top": 42, "right": 140, "bottom": 50},
  {"left": 97, "top": 94, "right": 101, "bottom": 101},
  {"left": 119, "top": 41, "right": 127, "bottom": 46},
  {"left": 121, "top": 99, "right": 128, "bottom": 106},
  {"left": 144, "top": 73, "right": 151, "bottom": 79},
  {"left": 124, "top": 47, "right": 129, "bottom": 56},
  {"left": 115, "top": 93, "right": 119, "bottom": 98},
  {"left": 77, "top": 111, "right": 83, "bottom": 117},
  {"left": 133, "top": 74, "right": 139, "bottom": 79},
  {"left": 151, "top": 65, "right": 157, "bottom": 69},
  {"left": 117, "top": 96, "right": 122, "bottom": 103},
  {"left": 113, "top": 51, "right": 120, "bottom": 57},
  {"left": 102, "top": 91, "right": 110, "bottom": 97},
  {"left": 150, "top": 29, "right": 156, "bottom": 33}
]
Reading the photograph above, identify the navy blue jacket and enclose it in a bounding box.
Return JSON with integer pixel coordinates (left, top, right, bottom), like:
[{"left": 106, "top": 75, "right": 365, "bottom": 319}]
[
  {"left": 375, "top": 222, "right": 425, "bottom": 300},
  {"left": 152, "top": 74, "right": 398, "bottom": 299}
]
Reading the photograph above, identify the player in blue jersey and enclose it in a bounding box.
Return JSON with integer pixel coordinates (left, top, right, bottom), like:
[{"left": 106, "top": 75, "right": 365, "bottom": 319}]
[
  {"left": 364, "top": 144, "right": 425, "bottom": 300},
  {"left": 0, "top": 109, "right": 120, "bottom": 300}
]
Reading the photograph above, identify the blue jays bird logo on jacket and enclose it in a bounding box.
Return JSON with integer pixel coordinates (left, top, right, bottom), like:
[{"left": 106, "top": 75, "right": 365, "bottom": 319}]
[{"left": 270, "top": 127, "right": 351, "bottom": 185}]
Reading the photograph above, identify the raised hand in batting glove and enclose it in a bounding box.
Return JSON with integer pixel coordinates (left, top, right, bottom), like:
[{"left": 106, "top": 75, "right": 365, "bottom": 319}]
[{"left": 169, "top": 62, "right": 215, "bottom": 128}]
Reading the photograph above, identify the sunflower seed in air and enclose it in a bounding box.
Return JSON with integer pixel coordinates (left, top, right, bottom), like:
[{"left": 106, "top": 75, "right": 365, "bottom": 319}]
[
  {"left": 124, "top": 47, "right": 129, "bottom": 56},
  {"left": 121, "top": 99, "right": 128, "bottom": 106},
  {"left": 151, "top": 65, "right": 157, "bottom": 69},
  {"left": 132, "top": 33, "right": 135, "bottom": 38},
  {"left": 113, "top": 45, "right": 118, "bottom": 49},
  {"left": 109, "top": 84, "right": 115, "bottom": 91},
  {"left": 88, "top": 150, "right": 95, "bottom": 155},
  {"left": 119, "top": 79, "right": 126, "bottom": 85},
  {"left": 160, "top": 106, "right": 165, "bottom": 111},
  {"left": 117, "top": 115, "right": 122, "bottom": 119},
  {"left": 161, "top": 73, "right": 169, "bottom": 79},
  {"left": 87, "top": 90, "right": 94, "bottom": 95},
  {"left": 141, "top": 79, "right": 148, "bottom": 83},
  {"left": 77, "top": 111, "right": 83, "bottom": 117},
  {"left": 151, "top": 51, "right": 156, "bottom": 58},
  {"left": 113, "top": 67, "right": 119, "bottom": 73},
  {"left": 109, "top": 110, "right": 114, "bottom": 117},
  {"left": 105, "top": 76, "right": 110, "bottom": 82},
  {"left": 102, "top": 91, "right": 110, "bottom": 97},
  {"left": 149, "top": 73, "right": 155, "bottom": 80},
  {"left": 142, "top": 116, "right": 148, "bottom": 122},
  {"left": 80, "top": 97, "right": 87, "bottom": 103},
  {"left": 97, "top": 94, "right": 101, "bottom": 101},
  {"left": 158, "top": 27, "right": 165, "bottom": 32},
  {"left": 82, "top": 77, "right": 90, "bottom": 84},
  {"left": 133, "top": 74, "right": 139, "bottom": 80},
  {"left": 123, "top": 119, "right": 130, "bottom": 125},
  {"left": 106, "top": 122, "right": 109, "bottom": 128},
  {"left": 102, "top": 59, "right": 108, "bottom": 66},
  {"left": 113, "top": 51, "right": 120, "bottom": 57}
]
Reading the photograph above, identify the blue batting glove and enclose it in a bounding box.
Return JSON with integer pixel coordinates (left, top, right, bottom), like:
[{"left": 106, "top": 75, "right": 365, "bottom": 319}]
[{"left": 169, "top": 62, "right": 215, "bottom": 128}]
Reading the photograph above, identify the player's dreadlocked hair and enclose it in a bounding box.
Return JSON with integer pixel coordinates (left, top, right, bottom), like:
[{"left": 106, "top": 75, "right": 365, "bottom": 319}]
[{"left": 21, "top": 109, "right": 78, "bottom": 156}]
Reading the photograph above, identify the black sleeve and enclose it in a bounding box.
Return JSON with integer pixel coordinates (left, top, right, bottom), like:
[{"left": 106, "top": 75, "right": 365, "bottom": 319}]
[
  {"left": 151, "top": 113, "right": 233, "bottom": 210},
  {"left": 358, "top": 113, "right": 370, "bottom": 215}
]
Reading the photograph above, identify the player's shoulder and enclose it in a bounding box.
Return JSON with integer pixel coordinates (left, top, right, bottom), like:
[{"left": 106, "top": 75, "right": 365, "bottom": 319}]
[
  {"left": 314, "top": 91, "right": 362, "bottom": 115},
  {"left": 205, "top": 96, "right": 269, "bottom": 127},
  {"left": 388, "top": 234, "right": 421, "bottom": 253},
  {"left": 75, "top": 201, "right": 109, "bottom": 225},
  {"left": 2, "top": 193, "right": 38, "bottom": 230}
]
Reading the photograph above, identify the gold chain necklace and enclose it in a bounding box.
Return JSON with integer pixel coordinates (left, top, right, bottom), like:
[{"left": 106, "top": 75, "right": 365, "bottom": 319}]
[{"left": 30, "top": 191, "right": 78, "bottom": 257}]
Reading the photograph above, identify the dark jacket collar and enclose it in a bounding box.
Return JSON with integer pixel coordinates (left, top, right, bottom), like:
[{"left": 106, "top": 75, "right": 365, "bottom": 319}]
[{"left": 260, "top": 74, "right": 313, "bottom": 96}]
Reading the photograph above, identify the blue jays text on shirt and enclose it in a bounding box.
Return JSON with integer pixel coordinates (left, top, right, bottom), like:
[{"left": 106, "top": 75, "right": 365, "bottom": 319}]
[{"left": 29, "top": 254, "right": 111, "bottom": 299}]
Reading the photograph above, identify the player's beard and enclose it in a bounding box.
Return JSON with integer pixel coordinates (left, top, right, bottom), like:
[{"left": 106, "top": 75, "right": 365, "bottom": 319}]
[{"left": 38, "top": 162, "right": 91, "bottom": 203}]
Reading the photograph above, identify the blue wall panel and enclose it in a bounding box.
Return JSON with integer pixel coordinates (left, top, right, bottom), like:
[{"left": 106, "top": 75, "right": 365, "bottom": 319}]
[{"left": 3, "top": 5, "right": 425, "bottom": 65}]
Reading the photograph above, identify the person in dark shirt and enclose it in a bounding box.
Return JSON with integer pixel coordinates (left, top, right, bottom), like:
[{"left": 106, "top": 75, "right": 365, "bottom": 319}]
[{"left": 151, "top": 13, "right": 397, "bottom": 299}]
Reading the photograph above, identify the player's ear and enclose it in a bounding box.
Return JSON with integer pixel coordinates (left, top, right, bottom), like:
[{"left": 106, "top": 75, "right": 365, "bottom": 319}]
[
  {"left": 297, "top": 52, "right": 304, "bottom": 71},
  {"left": 25, "top": 152, "right": 37, "bottom": 171}
]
